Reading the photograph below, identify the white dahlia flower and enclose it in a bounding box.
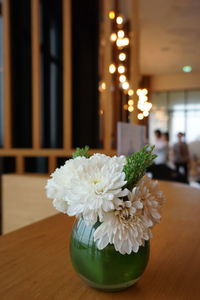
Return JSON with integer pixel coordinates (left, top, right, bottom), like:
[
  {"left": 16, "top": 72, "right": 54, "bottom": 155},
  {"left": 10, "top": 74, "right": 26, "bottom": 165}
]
[
  {"left": 46, "top": 154, "right": 128, "bottom": 224},
  {"left": 135, "top": 176, "right": 166, "bottom": 227},
  {"left": 94, "top": 195, "right": 152, "bottom": 255}
]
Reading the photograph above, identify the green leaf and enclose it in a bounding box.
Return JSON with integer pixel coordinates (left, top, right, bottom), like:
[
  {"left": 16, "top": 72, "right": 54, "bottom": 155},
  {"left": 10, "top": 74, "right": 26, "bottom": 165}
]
[
  {"left": 123, "top": 145, "right": 157, "bottom": 190},
  {"left": 72, "top": 146, "right": 90, "bottom": 158}
]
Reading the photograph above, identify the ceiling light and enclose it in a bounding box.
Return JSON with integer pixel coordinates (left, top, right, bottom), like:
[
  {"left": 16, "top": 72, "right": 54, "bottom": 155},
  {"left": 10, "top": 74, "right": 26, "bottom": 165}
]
[{"left": 182, "top": 65, "right": 192, "bottom": 72}]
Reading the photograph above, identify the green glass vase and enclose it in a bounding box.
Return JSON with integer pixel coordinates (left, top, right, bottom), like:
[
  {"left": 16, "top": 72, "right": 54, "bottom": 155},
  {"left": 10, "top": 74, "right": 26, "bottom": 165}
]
[{"left": 70, "top": 218, "right": 150, "bottom": 292}]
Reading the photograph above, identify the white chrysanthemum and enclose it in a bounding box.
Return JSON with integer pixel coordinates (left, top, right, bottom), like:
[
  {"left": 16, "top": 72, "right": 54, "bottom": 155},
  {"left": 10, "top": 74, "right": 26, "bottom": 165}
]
[
  {"left": 46, "top": 154, "right": 128, "bottom": 224},
  {"left": 94, "top": 196, "right": 152, "bottom": 255},
  {"left": 135, "top": 176, "right": 166, "bottom": 227}
]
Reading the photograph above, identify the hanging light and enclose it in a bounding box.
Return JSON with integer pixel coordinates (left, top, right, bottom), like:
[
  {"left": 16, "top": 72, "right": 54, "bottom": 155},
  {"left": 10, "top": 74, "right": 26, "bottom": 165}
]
[
  {"left": 138, "top": 113, "right": 144, "bottom": 120},
  {"left": 122, "top": 81, "right": 129, "bottom": 90},
  {"left": 119, "top": 75, "right": 126, "bottom": 83},
  {"left": 128, "top": 106, "right": 134, "bottom": 112},
  {"left": 142, "top": 88, "right": 148, "bottom": 95},
  {"left": 128, "top": 99, "right": 134, "bottom": 106},
  {"left": 109, "top": 64, "right": 116, "bottom": 74},
  {"left": 109, "top": 11, "right": 115, "bottom": 20},
  {"left": 136, "top": 89, "right": 142, "bottom": 96},
  {"left": 128, "top": 89, "right": 134, "bottom": 96},
  {"left": 116, "top": 16, "right": 123, "bottom": 25},
  {"left": 118, "top": 65, "right": 125, "bottom": 73},
  {"left": 123, "top": 38, "right": 129, "bottom": 46},
  {"left": 119, "top": 53, "right": 126, "bottom": 61},
  {"left": 143, "top": 111, "right": 149, "bottom": 117},
  {"left": 117, "top": 30, "right": 125, "bottom": 38},
  {"left": 110, "top": 33, "right": 117, "bottom": 42},
  {"left": 116, "top": 38, "right": 124, "bottom": 48},
  {"left": 123, "top": 104, "right": 128, "bottom": 110}
]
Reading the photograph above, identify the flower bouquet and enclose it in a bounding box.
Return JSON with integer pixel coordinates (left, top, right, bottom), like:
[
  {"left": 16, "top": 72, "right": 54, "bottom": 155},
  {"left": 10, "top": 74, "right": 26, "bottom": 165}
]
[{"left": 46, "top": 146, "right": 165, "bottom": 291}]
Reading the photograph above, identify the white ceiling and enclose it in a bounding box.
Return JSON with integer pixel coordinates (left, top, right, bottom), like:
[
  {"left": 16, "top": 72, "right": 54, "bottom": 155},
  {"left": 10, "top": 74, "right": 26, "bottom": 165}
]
[{"left": 139, "top": 0, "right": 200, "bottom": 75}]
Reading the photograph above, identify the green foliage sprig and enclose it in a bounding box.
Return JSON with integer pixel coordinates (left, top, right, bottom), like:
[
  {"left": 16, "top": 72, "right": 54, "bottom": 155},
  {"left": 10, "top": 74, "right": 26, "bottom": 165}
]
[
  {"left": 72, "top": 146, "right": 90, "bottom": 158},
  {"left": 123, "top": 145, "right": 156, "bottom": 190}
]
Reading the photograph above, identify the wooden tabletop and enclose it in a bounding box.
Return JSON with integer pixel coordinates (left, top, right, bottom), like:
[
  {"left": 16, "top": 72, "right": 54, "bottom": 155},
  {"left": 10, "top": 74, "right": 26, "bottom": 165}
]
[{"left": 0, "top": 181, "right": 200, "bottom": 300}]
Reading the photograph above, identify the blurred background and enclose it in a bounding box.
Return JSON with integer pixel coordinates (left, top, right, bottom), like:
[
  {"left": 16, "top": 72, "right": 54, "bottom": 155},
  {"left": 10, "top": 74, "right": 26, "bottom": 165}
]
[{"left": 0, "top": 0, "right": 200, "bottom": 233}]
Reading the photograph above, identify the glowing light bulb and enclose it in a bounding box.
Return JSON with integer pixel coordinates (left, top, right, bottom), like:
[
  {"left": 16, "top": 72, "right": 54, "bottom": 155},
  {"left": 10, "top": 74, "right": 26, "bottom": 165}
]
[
  {"left": 110, "top": 33, "right": 117, "bottom": 42},
  {"left": 101, "top": 82, "right": 106, "bottom": 90},
  {"left": 142, "top": 88, "right": 148, "bottom": 95},
  {"left": 136, "top": 89, "right": 142, "bottom": 96},
  {"left": 122, "top": 81, "right": 129, "bottom": 90},
  {"left": 109, "top": 64, "right": 116, "bottom": 74},
  {"left": 118, "top": 65, "right": 125, "bottom": 73},
  {"left": 140, "top": 95, "right": 148, "bottom": 102},
  {"left": 138, "top": 113, "right": 144, "bottom": 120},
  {"left": 142, "top": 102, "right": 152, "bottom": 111},
  {"left": 123, "top": 38, "right": 129, "bottom": 46},
  {"left": 128, "top": 100, "right": 134, "bottom": 106},
  {"left": 143, "top": 111, "right": 149, "bottom": 117},
  {"left": 128, "top": 89, "right": 134, "bottom": 96},
  {"left": 116, "top": 39, "right": 124, "bottom": 48},
  {"left": 109, "top": 11, "right": 115, "bottom": 20},
  {"left": 123, "top": 104, "right": 128, "bottom": 110},
  {"left": 119, "top": 75, "right": 126, "bottom": 83},
  {"left": 128, "top": 106, "right": 134, "bottom": 112},
  {"left": 117, "top": 30, "right": 125, "bottom": 38},
  {"left": 116, "top": 16, "right": 123, "bottom": 25},
  {"left": 119, "top": 53, "right": 126, "bottom": 61}
]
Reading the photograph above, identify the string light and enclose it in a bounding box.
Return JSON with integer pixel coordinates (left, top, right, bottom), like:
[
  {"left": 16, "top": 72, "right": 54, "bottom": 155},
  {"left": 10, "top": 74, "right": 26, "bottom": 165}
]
[
  {"left": 123, "top": 104, "right": 128, "bottom": 110},
  {"left": 128, "top": 100, "right": 134, "bottom": 106},
  {"left": 119, "top": 75, "right": 126, "bottom": 83},
  {"left": 116, "top": 16, "right": 123, "bottom": 25},
  {"left": 110, "top": 33, "right": 117, "bottom": 42},
  {"left": 138, "top": 113, "right": 144, "bottom": 120},
  {"left": 109, "top": 11, "right": 115, "bottom": 20},
  {"left": 128, "top": 89, "right": 134, "bottom": 96},
  {"left": 123, "top": 38, "right": 129, "bottom": 46},
  {"left": 143, "top": 111, "right": 149, "bottom": 117},
  {"left": 117, "top": 30, "right": 125, "bottom": 38},
  {"left": 122, "top": 81, "right": 129, "bottom": 90},
  {"left": 119, "top": 53, "right": 126, "bottom": 61},
  {"left": 128, "top": 106, "right": 134, "bottom": 112},
  {"left": 118, "top": 65, "right": 125, "bottom": 73},
  {"left": 109, "top": 64, "right": 116, "bottom": 74}
]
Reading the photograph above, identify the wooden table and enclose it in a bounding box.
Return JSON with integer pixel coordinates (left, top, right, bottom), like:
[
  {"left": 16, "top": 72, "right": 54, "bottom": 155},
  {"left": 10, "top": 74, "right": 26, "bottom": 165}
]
[{"left": 0, "top": 181, "right": 200, "bottom": 300}]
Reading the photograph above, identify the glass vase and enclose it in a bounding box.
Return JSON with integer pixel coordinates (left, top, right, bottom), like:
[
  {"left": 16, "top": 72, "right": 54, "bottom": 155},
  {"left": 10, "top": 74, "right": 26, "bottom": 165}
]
[{"left": 70, "top": 218, "right": 150, "bottom": 292}]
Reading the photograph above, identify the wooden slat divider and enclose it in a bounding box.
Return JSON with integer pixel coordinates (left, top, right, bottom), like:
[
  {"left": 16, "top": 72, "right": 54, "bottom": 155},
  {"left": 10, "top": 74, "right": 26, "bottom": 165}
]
[
  {"left": 48, "top": 156, "right": 56, "bottom": 174},
  {"left": 0, "top": 148, "right": 116, "bottom": 157},
  {"left": 16, "top": 156, "right": 25, "bottom": 174},
  {"left": 31, "top": 0, "right": 41, "bottom": 149},
  {"left": 103, "top": 0, "right": 113, "bottom": 151},
  {"left": 129, "top": 0, "right": 140, "bottom": 124},
  {"left": 63, "top": 0, "right": 72, "bottom": 150},
  {"left": 2, "top": 0, "right": 12, "bottom": 148}
]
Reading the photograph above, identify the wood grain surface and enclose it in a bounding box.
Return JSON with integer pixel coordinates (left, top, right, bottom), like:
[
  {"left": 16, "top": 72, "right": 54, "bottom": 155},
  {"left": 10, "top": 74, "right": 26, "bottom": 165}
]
[{"left": 0, "top": 181, "right": 200, "bottom": 300}]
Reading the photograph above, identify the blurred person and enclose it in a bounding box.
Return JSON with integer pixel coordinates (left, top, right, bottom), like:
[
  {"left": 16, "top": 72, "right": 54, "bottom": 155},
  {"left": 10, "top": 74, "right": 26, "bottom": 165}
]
[
  {"left": 154, "top": 129, "right": 168, "bottom": 165},
  {"left": 173, "top": 132, "right": 190, "bottom": 181}
]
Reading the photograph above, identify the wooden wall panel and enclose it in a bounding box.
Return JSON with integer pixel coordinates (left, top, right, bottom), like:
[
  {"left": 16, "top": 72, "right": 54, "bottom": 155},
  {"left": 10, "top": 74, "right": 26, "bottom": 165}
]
[
  {"left": 63, "top": 0, "right": 72, "bottom": 150},
  {"left": 2, "top": 0, "right": 12, "bottom": 148},
  {"left": 31, "top": 0, "right": 41, "bottom": 149}
]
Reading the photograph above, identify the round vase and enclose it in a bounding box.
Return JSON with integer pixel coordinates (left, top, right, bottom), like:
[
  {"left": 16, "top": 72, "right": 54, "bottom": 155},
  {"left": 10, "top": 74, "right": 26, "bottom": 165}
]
[{"left": 70, "top": 218, "right": 150, "bottom": 292}]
